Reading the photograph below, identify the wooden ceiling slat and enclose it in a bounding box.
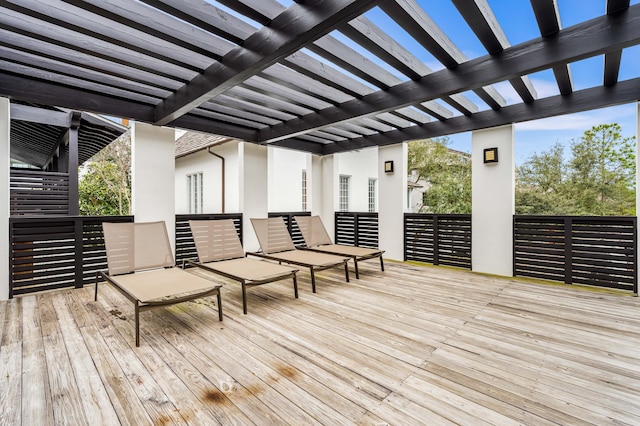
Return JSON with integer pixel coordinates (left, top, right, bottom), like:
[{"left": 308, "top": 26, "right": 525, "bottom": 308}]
[
  {"left": 0, "top": 28, "right": 183, "bottom": 91},
  {"left": 242, "top": 76, "right": 333, "bottom": 111},
  {"left": 260, "top": 6, "right": 640, "bottom": 143},
  {"left": 213, "top": 95, "right": 297, "bottom": 122},
  {"left": 10, "top": 104, "right": 70, "bottom": 127},
  {"left": 226, "top": 86, "right": 313, "bottom": 117},
  {"left": 8, "top": 0, "right": 214, "bottom": 72},
  {"left": 0, "top": 5, "right": 196, "bottom": 82},
  {"left": 0, "top": 45, "right": 173, "bottom": 99},
  {"left": 65, "top": 0, "right": 233, "bottom": 59},
  {"left": 154, "top": 0, "right": 380, "bottom": 125}
]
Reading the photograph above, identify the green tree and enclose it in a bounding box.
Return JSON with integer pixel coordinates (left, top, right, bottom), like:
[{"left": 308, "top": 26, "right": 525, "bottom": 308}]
[
  {"left": 79, "top": 131, "right": 131, "bottom": 215},
  {"left": 568, "top": 123, "right": 635, "bottom": 215},
  {"left": 408, "top": 137, "right": 471, "bottom": 214},
  {"left": 515, "top": 123, "right": 635, "bottom": 215}
]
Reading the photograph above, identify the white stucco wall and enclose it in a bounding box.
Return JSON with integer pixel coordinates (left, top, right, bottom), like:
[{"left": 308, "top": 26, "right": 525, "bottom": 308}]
[
  {"left": 131, "top": 122, "right": 176, "bottom": 251},
  {"left": 268, "top": 146, "right": 310, "bottom": 212},
  {"left": 175, "top": 141, "right": 240, "bottom": 214},
  {"left": 335, "top": 147, "right": 378, "bottom": 212},
  {"left": 0, "top": 98, "right": 9, "bottom": 300},
  {"left": 471, "top": 125, "right": 515, "bottom": 277}
]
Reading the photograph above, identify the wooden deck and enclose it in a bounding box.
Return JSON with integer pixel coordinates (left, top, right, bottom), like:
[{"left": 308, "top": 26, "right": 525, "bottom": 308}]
[{"left": 1, "top": 261, "right": 639, "bottom": 425}]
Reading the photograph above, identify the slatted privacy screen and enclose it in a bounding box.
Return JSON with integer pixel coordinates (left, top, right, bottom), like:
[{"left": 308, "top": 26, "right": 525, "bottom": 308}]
[
  {"left": 175, "top": 214, "right": 243, "bottom": 263},
  {"left": 10, "top": 169, "right": 70, "bottom": 215},
  {"left": 269, "top": 212, "right": 311, "bottom": 247},
  {"left": 514, "top": 216, "right": 637, "bottom": 293},
  {"left": 9, "top": 215, "right": 133, "bottom": 297},
  {"left": 335, "top": 212, "right": 379, "bottom": 248},
  {"left": 404, "top": 214, "right": 472, "bottom": 269}
]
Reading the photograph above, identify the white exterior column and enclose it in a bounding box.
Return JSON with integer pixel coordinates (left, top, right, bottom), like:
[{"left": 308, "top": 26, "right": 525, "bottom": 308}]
[
  {"left": 320, "top": 154, "right": 338, "bottom": 238},
  {"left": 0, "top": 98, "right": 9, "bottom": 300},
  {"left": 309, "top": 154, "right": 322, "bottom": 216},
  {"left": 378, "top": 143, "right": 407, "bottom": 260},
  {"left": 239, "top": 142, "right": 268, "bottom": 252},
  {"left": 131, "top": 122, "right": 176, "bottom": 251},
  {"left": 636, "top": 102, "right": 639, "bottom": 295},
  {"left": 471, "top": 124, "right": 515, "bottom": 276}
]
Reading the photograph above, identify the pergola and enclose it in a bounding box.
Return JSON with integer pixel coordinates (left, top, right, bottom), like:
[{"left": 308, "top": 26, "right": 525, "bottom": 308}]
[{"left": 0, "top": 0, "right": 639, "bottom": 155}]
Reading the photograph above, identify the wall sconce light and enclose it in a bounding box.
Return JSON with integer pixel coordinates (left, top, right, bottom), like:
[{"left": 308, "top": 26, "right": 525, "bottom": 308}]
[
  {"left": 384, "top": 160, "right": 394, "bottom": 173},
  {"left": 483, "top": 147, "right": 499, "bottom": 164}
]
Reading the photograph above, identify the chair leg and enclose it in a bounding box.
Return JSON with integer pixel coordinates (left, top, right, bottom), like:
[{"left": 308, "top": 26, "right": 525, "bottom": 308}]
[
  {"left": 380, "top": 255, "right": 385, "bottom": 272},
  {"left": 310, "top": 269, "right": 317, "bottom": 293},
  {"left": 242, "top": 282, "right": 248, "bottom": 314},
  {"left": 293, "top": 274, "right": 299, "bottom": 298},
  {"left": 353, "top": 258, "right": 360, "bottom": 279},
  {"left": 344, "top": 262, "right": 350, "bottom": 283},
  {"left": 94, "top": 272, "right": 99, "bottom": 301},
  {"left": 217, "top": 291, "right": 223, "bottom": 321},
  {"left": 135, "top": 303, "right": 140, "bottom": 347}
]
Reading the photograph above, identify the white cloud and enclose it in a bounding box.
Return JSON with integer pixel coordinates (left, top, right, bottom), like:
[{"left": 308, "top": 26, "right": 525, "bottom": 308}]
[{"left": 516, "top": 104, "right": 636, "bottom": 131}]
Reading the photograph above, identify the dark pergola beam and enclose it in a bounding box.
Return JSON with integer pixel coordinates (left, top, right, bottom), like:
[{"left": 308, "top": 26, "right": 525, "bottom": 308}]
[
  {"left": 9, "top": 104, "right": 71, "bottom": 127},
  {"left": 169, "top": 114, "right": 260, "bottom": 142},
  {"left": 530, "top": 0, "right": 573, "bottom": 95},
  {"left": 153, "top": 0, "right": 380, "bottom": 126},
  {"left": 321, "top": 77, "right": 640, "bottom": 154},
  {"left": 260, "top": 5, "right": 640, "bottom": 143}
]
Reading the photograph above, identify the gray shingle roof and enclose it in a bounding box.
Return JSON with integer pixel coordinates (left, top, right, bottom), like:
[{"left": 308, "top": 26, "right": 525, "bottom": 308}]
[{"left": 175, "top": 132, "right": 233, "bottom": 158}]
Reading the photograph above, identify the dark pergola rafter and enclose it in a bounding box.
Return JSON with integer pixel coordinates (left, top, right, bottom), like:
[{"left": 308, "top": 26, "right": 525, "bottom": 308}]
[
  {"left": 153, "top": 0, "right": 381, "bottom": 125},
  {"left": 315, "top": 77, "right": 640, "bottom": 154},
  {"left": 0, "top": 0, "right": 639, "bottom": 156},
  {"left": 261, "top": 6, "right": 640, "bottom": 143}
]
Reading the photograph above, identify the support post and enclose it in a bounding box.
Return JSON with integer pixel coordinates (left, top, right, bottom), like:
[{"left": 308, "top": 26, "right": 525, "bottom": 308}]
[
  {"left": 378, "top": 143, "right": 407, "bottom": 260},
  {"left": 471, "top": 125, "right": 515, "bottom": 276},
  {"left": 131, "top": 122, "right": 176, "bottom": 251},
  {"left": 239, "top": 142, "right": 268, "bottom": 252},
  {"left": 0, "top": 98, "right": 9, "bottom": 300},
  {"left": 68, "top": 112, "right": 81, "bottom": 216}
]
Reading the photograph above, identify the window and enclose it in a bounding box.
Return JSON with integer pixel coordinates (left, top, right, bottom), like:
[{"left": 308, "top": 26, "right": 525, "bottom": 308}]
[
  {"left": 187, "top": 172, "right": 203, "bottom": 214},
  {"left": 339, "top": 175, "right": 350, "bottom": 212},
  {"left": 368, "top": 178, "right": 377, "bottom": 212},
  {"left": 301, "top": 169, "right": 307, "bottom": 211}
]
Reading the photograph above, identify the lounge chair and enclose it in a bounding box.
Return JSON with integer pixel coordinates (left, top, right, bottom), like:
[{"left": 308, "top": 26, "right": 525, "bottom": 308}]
[
  {"left": 249, "top": 217, "right": 350, "bottom": 293},
  {"left": 294, "top": 215, "right": 384, "bottom": 279},
  {"left": 187, "top": 219, "right": 299, "bottom": 314},
  {"left": 95, "top": 221, "right": 223, "bottom": 347}
]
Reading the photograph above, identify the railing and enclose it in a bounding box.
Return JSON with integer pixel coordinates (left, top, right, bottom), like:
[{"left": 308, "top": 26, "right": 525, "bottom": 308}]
[
  {"left": 175, "top": 213, "right": 243, "bottom": 263},
  {"left": 335, "top": 212, "right": 379, "bottom": 248},
  {"left": 10, "top": 169, "right": 70, "bottom": 215},
  {"left": 9, "top": 215, "right": 133, "bottom": 297},
  {"left": 269, "top": 211, "right": 311, "bottom": 247},
  {"left": 404, "top": 214, "right": 472, "bottom": 269},
  {"left": 514, "top": 216, "right": 637, "bottom": 293}
]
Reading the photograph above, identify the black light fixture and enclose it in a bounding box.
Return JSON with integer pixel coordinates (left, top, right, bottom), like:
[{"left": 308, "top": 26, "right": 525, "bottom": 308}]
[
  {"left": 483, "top": 147, "right": 499, "bottom": 164},
  {"left": 384, "top": 160, "right": 394, "bottom": 173}
]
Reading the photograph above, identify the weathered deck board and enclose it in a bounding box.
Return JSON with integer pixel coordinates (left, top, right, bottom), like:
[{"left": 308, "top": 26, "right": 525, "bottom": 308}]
[{"left": 1, "top": 262, "right": 639, "bottom": 425}]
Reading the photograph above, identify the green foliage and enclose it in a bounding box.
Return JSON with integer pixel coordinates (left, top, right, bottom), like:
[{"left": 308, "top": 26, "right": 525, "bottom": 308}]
[
  {"left": 516, "top": 123, "right": 635, "bottom": 215},
  {"left": 79, "top": 132, "right": 131, "bottom": 216},
  {"left": 408, "top": 137, "right": 471, "bottom": 214}
]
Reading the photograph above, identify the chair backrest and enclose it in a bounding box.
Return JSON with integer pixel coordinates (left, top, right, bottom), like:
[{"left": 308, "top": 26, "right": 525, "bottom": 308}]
[
  {"left": 102, "top": 221, "right": 174, "bottom": 276},
  {"left": 294, "top": 215, "right": 333, "bottom": 246},
  {"left": 189, "top": 219, "right": 245, "bottom": 262},
  {"left": 250, "top": 217, "right": 296, "bottom": 254}
]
